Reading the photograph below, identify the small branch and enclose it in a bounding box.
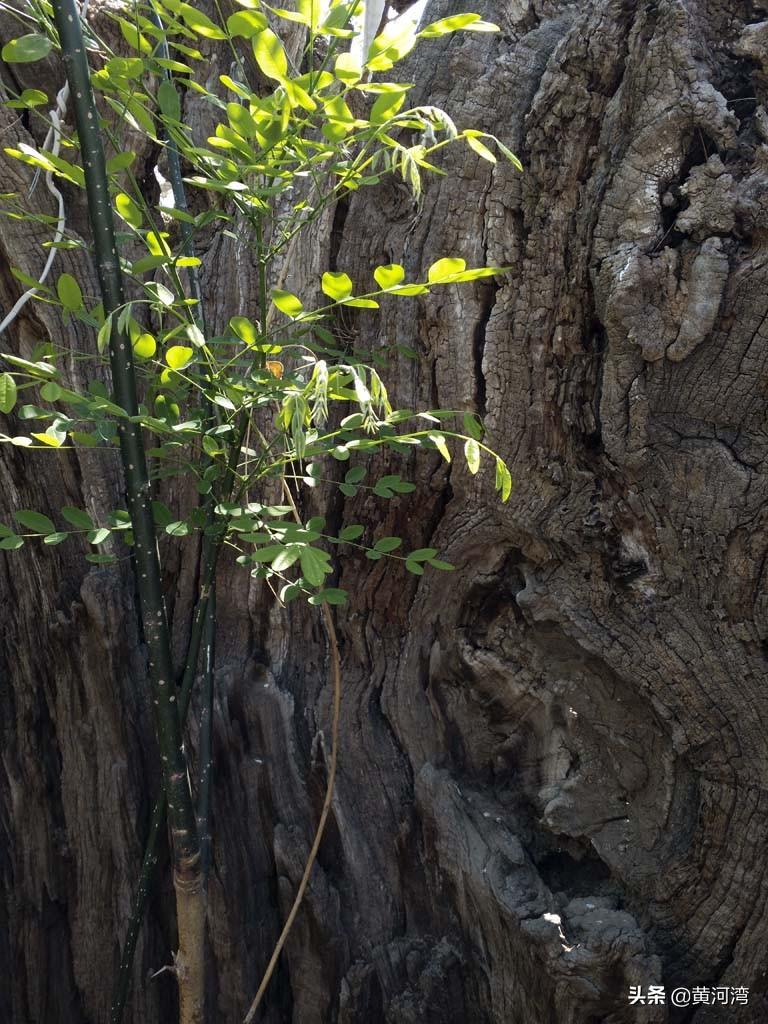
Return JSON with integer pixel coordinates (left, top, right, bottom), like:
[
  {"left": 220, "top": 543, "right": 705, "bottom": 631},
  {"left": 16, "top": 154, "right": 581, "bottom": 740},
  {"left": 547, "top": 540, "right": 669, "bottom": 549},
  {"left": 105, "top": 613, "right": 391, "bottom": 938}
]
[{"left": 242, "top": 484, "right": 342, "bottom": 1024}]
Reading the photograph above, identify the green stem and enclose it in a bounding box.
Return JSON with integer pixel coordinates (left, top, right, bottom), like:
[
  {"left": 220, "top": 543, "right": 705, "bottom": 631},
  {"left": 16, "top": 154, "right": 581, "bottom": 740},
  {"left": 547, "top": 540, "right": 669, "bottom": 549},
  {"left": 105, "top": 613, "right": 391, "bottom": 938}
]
[
  {"left": 197, "top": 585, "right": 215, "bottom": 886},
  {"left": 51, "top": 0, "right": 203, "bottom": 1019}
]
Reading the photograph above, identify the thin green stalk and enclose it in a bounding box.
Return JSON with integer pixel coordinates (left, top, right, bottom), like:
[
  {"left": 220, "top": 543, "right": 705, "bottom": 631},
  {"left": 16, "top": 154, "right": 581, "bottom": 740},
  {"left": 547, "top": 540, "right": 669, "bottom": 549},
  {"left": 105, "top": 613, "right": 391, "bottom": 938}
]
[
  {"left": 51, "top": 2, "right": 203, "bottom": 1020},
  {"left": 197, "top": 586, "right": 215, "bottom": 886}
]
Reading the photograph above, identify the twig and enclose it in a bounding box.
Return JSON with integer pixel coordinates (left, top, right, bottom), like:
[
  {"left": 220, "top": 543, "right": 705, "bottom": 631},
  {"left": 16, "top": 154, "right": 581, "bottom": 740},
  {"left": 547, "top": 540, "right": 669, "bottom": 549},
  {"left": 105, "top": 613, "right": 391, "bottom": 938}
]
[{"left": 242, "top": 483, "right": 342, "bottom": 1024}]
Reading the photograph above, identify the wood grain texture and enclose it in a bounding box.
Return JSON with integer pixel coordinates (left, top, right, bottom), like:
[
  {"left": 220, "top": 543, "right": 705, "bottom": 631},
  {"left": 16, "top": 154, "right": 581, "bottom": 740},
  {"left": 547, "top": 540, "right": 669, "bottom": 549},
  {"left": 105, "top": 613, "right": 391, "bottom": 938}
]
[{"left": 2, "top": 1, "right": 768, "bottom": 1021}]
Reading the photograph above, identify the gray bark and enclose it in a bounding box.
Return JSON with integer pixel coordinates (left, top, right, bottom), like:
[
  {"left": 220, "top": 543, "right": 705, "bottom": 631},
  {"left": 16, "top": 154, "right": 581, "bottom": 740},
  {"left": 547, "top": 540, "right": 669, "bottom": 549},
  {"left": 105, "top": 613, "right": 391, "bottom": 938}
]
[{"left": 2, "top": 0, "right": 768, "bottom": 1022}]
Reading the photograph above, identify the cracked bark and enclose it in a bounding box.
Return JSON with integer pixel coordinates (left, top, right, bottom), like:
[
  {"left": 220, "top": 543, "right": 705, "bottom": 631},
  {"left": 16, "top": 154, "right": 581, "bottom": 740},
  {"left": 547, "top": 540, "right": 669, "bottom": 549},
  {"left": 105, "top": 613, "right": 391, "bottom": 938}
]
[{"left": 2, "top": 0, "right": 768, "bottom": 1022}]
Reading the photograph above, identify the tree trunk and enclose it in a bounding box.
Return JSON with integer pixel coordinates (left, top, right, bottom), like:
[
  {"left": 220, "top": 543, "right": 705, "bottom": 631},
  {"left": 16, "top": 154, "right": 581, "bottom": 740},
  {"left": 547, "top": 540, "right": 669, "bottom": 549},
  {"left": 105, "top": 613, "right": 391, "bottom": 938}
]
[{"left": 2, "top": 0, "right": 768, "bottom": 1022}]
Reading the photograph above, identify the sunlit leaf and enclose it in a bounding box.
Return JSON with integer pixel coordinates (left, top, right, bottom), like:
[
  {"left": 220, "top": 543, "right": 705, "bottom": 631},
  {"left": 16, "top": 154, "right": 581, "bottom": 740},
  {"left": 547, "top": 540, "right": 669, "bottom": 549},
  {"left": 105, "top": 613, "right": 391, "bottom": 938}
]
[
  {"left": 165, "top": 346, "right": 194, "bottom": 370},
  {"left": 252, "top": 29, "right": 288, "bottom": 82},
  {"left": 427, "top": 258, "right": 467, "bottom": 283},
  {"left": 0, "top": 373, "right": 17, "bottom": 414},
  {"left": 271, "top": 289, "right": 303, "bottom": 317},
  {"left": 374, "top": 264, "right": 405, "bottom": 290},
  {"left": 321, "top": 271, "right": 353, "bottom": 300},
  {"left": 2, "top": 34, "right": 53, "bottom": 63}
]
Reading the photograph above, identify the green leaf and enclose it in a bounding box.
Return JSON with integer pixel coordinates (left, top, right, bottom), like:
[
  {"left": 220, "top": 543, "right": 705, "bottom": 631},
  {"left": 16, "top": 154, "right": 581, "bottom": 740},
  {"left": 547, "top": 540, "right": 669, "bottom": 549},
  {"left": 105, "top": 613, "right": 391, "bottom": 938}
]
[
  {"left": 44, "top": 532, "right": 68, "bottom": 545},
  {"left": 408, "top": 548, "right": 438, "bottom": 562},
  {"left": 321, "top": 271, "right": 353, "bottom": 300},
  {"left": 405, "top": 559, "right": 424, "bottom": 575},
  {"left": 40, "top": 381, "right": 62, "bottom": 402},
  {"left": 427, "top": 258, "right": 467, "bottom": 284},
  {"left": 61, "top": 507, "right": 94, "bottom": 529},
  {"left": 299, "top": 546, "right": 331, "bottom": 587},
  {"left": 373, "top": 479, "right": 394, "bottom": 498},
  {"left": 374, "top": 536, "right": 401, "bottom": 553},
  {"left": 15, "top": 510, "right": 55, "bottom": 535},
  {"left": 157, "top": 80, "right": 181, "bottom": 122},
  {"left": 85, "top": 553, "right": 118, "bottom": 565},
  {"left": 229, "top": 315, "right": 259, "bottom": 346},
  {"left": 252, "top": 28, "right": 288, "bottom": 82},
  {"left": 370, "top": 91, "right": 406, "bottom": 124},
  {"left": 0, "top": 373, "right": 17, "bottom": 414},
  {"left": 464, "top": 438, "right": 481, "bottom": 474},
  {"left": 116, "top": 193, "right": 143, "bottom": 228},
  {"left": 2, "top": 34, "right": 53, "bottom": 63},
  {"left": 463, "top": 412, "right": 484, "bottom": 440},
  {"left": 367, "top": 19, "right": 418, "bottom": 71},
  {"left": 334, "top": 51, "right": 362, "bottom": 84},
  {"left": 495, "top": 458, "right": 512, "bottom": 501},
  {"left": 146, "top": 281, "right": 174, "bottom": 306},
  {"left": 339, "top": 524, "right": 364, "bottom": 541},
  {"left": 429, "top": 433, "right": 451, "bottom": 462},
  {"left": 496, "top": 138, "right": 524, "bottom": 172},
  {"left": 271, "top": 289, "right": 303, "bottom": 317},
  {"left": 428, "top": 558, "right": 455, "bottom": 571},
  {"left": 87, "top": 527, "right": 111, "bottom": 545},
  {"left": 251, "top": 543, "right": 289, "bottom": 563},
  {"left": 177, "top": 3, "right": 227, "bottom": 39},
  {"left": 270, "top": 545, "right": 300, "bottom": 571},
  {"left": 419, "top": 14, "right": 498, "bottom": 38},
  {"left": 133, "top": 333, "right": 157, "bottom": 359},
  {"left": 389, "top": 284, "right": 429, "bottom": 297},
  {"left": 166, "top": 521, "right": 190, "bottom": 536},
  {"left": 118, "top": 18, "right": 152, "bottom": 55},
  {"left": 342, "top": 298, "right": 379, "bottom": 309},
  {"left": 227, "top": 10, "right": 268, "bottom": 37},
  {"left": 373, "top": 264, "right": 405, "bottom": 290},
  {"left": 0, "top": 535, "right": 24, "bottom": 550},
  {"left": 465, "top": 133, "right": 497, "bottom": 163},
  {"left": 344, "top": 467, "right": 366, "bottom": 484},
  {"left": 57, "top": 273, "right": 83, "bottom": 311},
  {"left": 107, "top": 151, "right": 136, "bottom": 174},
  {"left": 165, "top": 346, "right": 194, "bottom": 370},
  {"left": 30, "top": 431, "right": 63, "bottom": 447},
  {"left": 308, "top": 588, "right": 347, "bottom": 606},
  {"left": 152, "top": 501, "right": 174, "bottom": 527},
  {"left": 97, "top": 315, "right": 112, "bottom": 355}
]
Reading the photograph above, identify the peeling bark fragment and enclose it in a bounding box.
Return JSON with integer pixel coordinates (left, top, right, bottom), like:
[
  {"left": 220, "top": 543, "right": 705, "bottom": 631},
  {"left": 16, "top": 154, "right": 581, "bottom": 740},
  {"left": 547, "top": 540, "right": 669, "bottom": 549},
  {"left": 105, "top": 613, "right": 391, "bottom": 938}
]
[{"left": 667, "top": 237, "right": 729, "bottom": 362}]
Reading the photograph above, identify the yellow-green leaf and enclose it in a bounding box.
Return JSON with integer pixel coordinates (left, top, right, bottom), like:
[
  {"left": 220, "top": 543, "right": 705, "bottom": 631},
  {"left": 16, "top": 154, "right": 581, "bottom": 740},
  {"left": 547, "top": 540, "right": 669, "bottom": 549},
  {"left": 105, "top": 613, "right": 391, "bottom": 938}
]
[
  {"left": 116, "top": 192, "right": 143, "bottom": 228},
  {"left": 165, "top": 345, "right": 194, "bottom": 370},
  {"left": 2, "top": 34, "right": 53, "bottom": 63},
  {"left": 252, "top": 29, "right": 288, "bottom": 82},
  {"left": 465, "top": 133, "right": 496, "bottom": 163},
  {"left": 464, "top": 438, "right": 480, "bottom": 474},
  {"left": 271, "top": 290, "right": 303, "bottom": 317},
  {"left": 0, "top": 373, "right": 17, "bottom": 414},
  {"left": 334, "top": 51, "right": 362, "bottom": 84},
  {"left": 57, "top": 273, "right": 83, "bottom": 311},
  {"left": 229, "top": 315, "right": 259, "bottom": 346},
  {"left": 427, "top": 257, "right": 467, "bottom": 284},
  {"left": 226, "top": 10, "right": 268, "bottom": 37},
  {"left": 31, "top": 431, "right": 63, "bottom": 447},
  {"left": 419, "top": 14, "right": 499, "bottom": 38},
  {"left": 177, "top": 4, "right": 227, "bottom": 39},
  {"left": 133, "top": 333, "right": 157, "bottom": 359},
  {"left": 373, "top": 264, "right": 405, "bottom": 289},
  {"left": 429, "top": 433, "right": 451, "bottom": 463},
  {"left": 321, "top": 271, "right": 353, "bottom": 300}
]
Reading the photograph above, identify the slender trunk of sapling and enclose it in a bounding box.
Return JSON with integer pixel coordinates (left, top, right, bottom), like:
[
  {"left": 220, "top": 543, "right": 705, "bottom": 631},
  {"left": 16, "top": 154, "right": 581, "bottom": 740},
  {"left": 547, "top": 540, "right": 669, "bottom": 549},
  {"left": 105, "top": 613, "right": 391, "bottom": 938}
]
[{"left": 51, "top": 2, "right": 205, "bottom": 1020}]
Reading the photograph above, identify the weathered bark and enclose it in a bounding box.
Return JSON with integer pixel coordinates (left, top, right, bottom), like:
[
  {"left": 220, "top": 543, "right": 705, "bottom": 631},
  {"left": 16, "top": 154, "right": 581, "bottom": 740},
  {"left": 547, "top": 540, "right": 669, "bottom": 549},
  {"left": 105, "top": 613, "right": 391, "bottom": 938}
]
[{"left": 2, "top": 0, "right": 768, "bottom": 1022}]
